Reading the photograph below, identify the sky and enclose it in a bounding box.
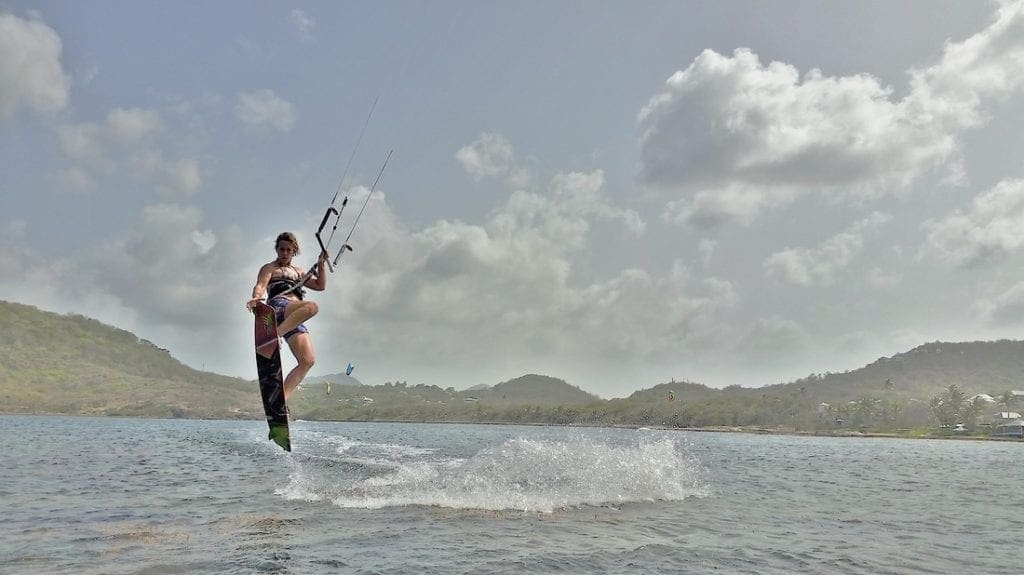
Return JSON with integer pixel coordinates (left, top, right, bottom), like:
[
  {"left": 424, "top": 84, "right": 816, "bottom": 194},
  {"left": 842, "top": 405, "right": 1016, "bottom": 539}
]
[{"left": 3, "top": 1, "right": 1024, "bottom": 398}]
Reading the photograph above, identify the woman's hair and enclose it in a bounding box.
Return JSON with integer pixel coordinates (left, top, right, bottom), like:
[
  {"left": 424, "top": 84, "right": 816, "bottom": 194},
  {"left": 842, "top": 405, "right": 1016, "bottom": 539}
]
[{"left": 275, "top": 232, "right": 300, "bottom": 255}]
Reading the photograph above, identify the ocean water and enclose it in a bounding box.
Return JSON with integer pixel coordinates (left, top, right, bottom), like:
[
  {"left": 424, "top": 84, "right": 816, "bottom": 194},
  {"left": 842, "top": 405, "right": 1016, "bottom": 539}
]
[{"left": 1, "top": 416, "right": 1019, "bottom": 574}]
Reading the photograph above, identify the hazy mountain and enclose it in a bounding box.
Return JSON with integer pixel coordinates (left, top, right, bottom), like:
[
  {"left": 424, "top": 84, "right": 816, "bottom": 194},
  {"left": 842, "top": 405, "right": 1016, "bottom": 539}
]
[
  {"left": 0, "top": 300, "right": 259, "bottom": 418},
  {"left": 5, "top": 300, "right": 1024, "bottom": 428},
  {"left": 624, "top": 380, "right": 724, "bottom": 403},
  {"left": 303, "top": 373, "right": 363, "bottom": 386},
  {"left": 474, "top": 374, "right": 601, "bottom": 405},
  {"left": 767, "top": 340, "right": 1024, "bottom": 403}
]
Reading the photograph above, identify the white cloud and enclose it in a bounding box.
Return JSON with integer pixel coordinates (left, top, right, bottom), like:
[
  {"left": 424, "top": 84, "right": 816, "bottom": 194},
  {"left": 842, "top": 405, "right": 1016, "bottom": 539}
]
[
  {"left": 905, "top": 0, "right": 1024, "bottom": 130},
  {"left": 661, "top": 183, "right": 796, "bottom": 229},
  {"left": 979, "top": 280, "right": 1024, "bottom": 325},
  {"left": 56, "top": 123, "right": 105, "bottom": 165},
  {"left": 456, "top": 132, "right": 520, "bottom": 182},
  {"left": 0, "top": 199, "right": 252, "bottom": 378},
  {"left": 55, "top": 107, "right": 201, "bottom": 198},
  {"left": 323, "top": 169, "right": 733, "bottom": 377},
  {"left": 235, "top": 89, "right": 295, "bottom": 131},
  {"left": 639, "top": 49, "right": 911, "bottom": 189},
  {"left": 106, "top": 107, "right": 163, "bottom": 143},
  {"left": 92, "top": 203, "right": 244, "bottom": 324},
  {"left": 132, "top": 152, "right": 202, "bottom": 198},
  {"left": 0, "top": 11, "right": 70, "bottom": 119},
  {"left": 640, "top": 1, "right": 1024, "bottom": 228},
  {"left": 290, "top": 9, "right": 315, "bottom": 41},
  {"left": 764, "top": 212, "right": 891, "bottom": 286},
  {"left": 922, "top": 179, "right": 1024, "bottom": 267}
]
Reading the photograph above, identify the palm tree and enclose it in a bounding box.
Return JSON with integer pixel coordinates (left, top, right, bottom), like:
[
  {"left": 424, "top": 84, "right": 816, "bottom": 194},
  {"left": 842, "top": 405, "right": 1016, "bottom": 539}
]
[
  {"left": 930, "top": 384, "right": 971, "bottom": 428},
  {"left": 1000, "top": 390, "right": 1016, "bottom": 409},
  {"left": 853, "top": 396, "right": 881, "bottom": 426},
  {"left": 929, "top": 395, "right": 955, "bottom": 427},
  {"left": 961, "top": 396, "right": 986, "bottom": 431}
]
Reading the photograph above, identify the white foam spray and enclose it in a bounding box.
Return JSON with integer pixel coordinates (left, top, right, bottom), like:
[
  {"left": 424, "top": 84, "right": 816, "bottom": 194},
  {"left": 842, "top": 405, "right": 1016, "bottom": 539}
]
[{"left": 280, "top": 432, "right": 707, "bottom": 513}]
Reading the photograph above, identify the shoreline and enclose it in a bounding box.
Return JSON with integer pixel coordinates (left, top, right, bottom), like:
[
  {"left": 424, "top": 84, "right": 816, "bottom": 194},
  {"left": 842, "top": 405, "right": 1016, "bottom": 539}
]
[
  {"left": 3, "top": 411, "right": 1021, "bottom": 442},
  {"left": 294, "top": 417, "right": 1024, "bottom": 442}
]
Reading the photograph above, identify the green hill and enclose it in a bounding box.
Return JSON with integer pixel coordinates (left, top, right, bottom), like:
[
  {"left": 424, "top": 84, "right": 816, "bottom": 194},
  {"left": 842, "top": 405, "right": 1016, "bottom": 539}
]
[
  {"left": 478, "top": 374, "right": 600, "bottom": 405},
  {"left": 288, "top": 374, "right": 603, "bottom": 422},
  {"left": 608, "top": 341, "right": 1024, "bottom": 430},
  {"left": 4, "top": 299, "right": 1024, "bottom": 432},
  {"left": 775, "top": 340, "right": 1024, "bottom": 402},
  {"left": 0, "top": 300, "right": 260, "bottom": 418}
]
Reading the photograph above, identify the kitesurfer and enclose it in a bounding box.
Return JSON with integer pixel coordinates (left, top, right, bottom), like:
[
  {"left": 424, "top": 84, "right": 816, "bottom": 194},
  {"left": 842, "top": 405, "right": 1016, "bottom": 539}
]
[{"left": 246, "top": 232, "right": 328, "bottom": 400}]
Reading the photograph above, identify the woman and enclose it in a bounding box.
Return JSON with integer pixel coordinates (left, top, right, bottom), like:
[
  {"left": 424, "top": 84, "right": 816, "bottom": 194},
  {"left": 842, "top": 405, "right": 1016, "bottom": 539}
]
[{"left": 246, "top": 232, "right": 328, "bottom": 400}]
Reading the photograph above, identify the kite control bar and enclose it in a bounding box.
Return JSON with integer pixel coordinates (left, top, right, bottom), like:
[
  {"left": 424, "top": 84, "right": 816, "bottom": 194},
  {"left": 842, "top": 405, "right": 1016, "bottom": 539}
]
[
  {"left": 316, "top": 202, "right": 343, "bottom": 273},
  {"left": 281, "top": 148, "right": 391, "bottom": 300},
  {"left": 270, "top": 202, "right": 345, "bottom": 299}
]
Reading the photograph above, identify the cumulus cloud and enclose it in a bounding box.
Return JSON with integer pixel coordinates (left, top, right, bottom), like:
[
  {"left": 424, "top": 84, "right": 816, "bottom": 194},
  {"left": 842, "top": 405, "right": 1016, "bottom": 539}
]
[
  {"left": 0, "top": 198, "right": 253, "bottom": 379},
  {"left": 455, "top": 132, "right": 532, "bottom": 188},
  {"left": 0, "top": 11, "right": 70, "bottom": 119},
  {"left": 640, "top": 1, "right": 1024, "bottom": 228},
  {"left": 763, "top": 212, "right": 891, "bottom": 286},
  {"left": 235, "top": 89, "right": 295, "bottom": 131},
  {"left": 921, "top": 179, "right": 1024, "bottom": 267},
  {"left": 639, "top": 49, "right": 912, "bottom": 189},
  {"left": 106, "top": 107, "right": 163, "bottom": 142},
  {"left": 134, "top": 152, "right": 202, "bottom": 198},
  {"left": 290, "top": 9, "right": 315, "bottom": 41},
  {"left": 905, "top": 0, "right": 1024, "bottom": 129},
  {"left": 55, "top": 107, "right": 201, "bottom": 198},
  {"left": 92, "top": 203, "right": 246, "bottom": 324},
  {"left": 979, "top": 280, "right": 1024, "bottom": 325},
  {"left": 323, "top": 168, "right": 735, "bottom": 376},
  {"left": 662, "top": 183, "right": 797, "bottom": 229}
]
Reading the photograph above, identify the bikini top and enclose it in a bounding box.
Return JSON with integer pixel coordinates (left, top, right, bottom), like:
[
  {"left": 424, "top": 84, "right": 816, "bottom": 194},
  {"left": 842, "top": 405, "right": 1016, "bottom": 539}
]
[{"left": 267, "top": 265, "right": 305, "bottom": 300}]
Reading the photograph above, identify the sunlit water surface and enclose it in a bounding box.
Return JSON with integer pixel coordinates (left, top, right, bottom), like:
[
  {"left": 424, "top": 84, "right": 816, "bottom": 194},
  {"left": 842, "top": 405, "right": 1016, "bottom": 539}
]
[{"left": 1, "top": 416, "right": 1018, "bottom": 574}]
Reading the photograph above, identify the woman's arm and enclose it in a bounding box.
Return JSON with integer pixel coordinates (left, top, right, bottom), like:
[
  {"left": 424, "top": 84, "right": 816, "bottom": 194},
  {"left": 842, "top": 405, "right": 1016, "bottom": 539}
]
[
  {"left": 246, "top": 263, "right": 274, "bottom": 309},
  {"left": 304, "top": 251, "right": 330, "bottom": 291}
]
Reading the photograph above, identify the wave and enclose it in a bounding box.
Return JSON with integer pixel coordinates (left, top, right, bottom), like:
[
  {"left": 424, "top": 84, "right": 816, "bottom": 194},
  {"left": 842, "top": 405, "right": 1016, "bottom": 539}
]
[{"left": 278, "top": 433, "right": 707, "bottom": 513}]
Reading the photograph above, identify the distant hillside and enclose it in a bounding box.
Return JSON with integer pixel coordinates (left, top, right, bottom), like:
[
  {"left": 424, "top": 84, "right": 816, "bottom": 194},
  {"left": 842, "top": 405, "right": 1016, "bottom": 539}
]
[
  {"left": 0, "top": 300, "right": 260, "bottom": 418},
  {"left": 618, "top": 341, "right": 1024, "bottom": 407},
  {"left": 288, "top": 373, "right": 603, "bottom": 421},
  {"left": 478, "top": 374, "right": 600, "bottom": 405},
  {"left": 303, "top": 373, "right": 363, "bottom": 386},
  {"left": 5, "top": 299, "right": 1024, "bottom": 433},
  {"left": 624, "top": 380, "right": 723, "bottom": 403},
  {"left": 771, "top": 340, "right": 1024, "bottom": 402},
  {"left": 603, "top": 341, "right": 1024, "bottom": 430}
]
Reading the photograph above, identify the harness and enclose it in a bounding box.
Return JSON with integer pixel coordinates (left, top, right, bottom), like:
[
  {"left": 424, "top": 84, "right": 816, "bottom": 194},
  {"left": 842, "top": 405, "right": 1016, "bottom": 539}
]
[{"left": 267, "top": 266, "right": 305, "bottom": 300}]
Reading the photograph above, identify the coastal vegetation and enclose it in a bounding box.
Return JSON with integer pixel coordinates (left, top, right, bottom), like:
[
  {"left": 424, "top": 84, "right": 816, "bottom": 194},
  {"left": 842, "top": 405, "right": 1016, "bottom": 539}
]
[{"left": 2, "top": 300, "right": 1022, "bottom": 438}]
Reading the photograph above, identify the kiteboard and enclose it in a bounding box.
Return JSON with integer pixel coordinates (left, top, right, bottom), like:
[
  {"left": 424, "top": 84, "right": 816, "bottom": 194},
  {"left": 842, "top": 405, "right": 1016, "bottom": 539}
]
[{"left": 253, "top": 301, "right": 290, "bottom": 451}]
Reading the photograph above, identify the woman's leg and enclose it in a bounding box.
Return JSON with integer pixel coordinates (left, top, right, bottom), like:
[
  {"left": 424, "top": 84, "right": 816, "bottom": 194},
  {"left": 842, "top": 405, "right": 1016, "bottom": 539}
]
[
  {"left": 277, "top": 300, "right": 318, "bottom": 337},
  {"left": 283, "top": 331, "right": 315, "bottom": 401}
]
